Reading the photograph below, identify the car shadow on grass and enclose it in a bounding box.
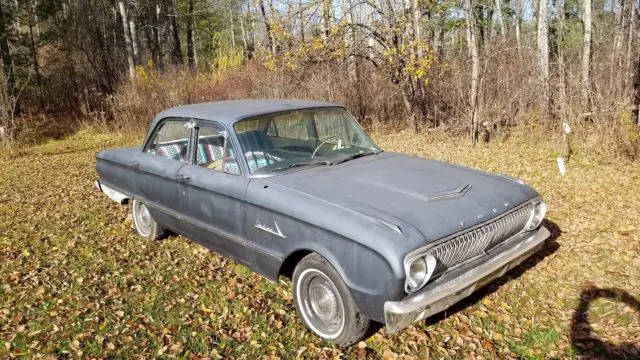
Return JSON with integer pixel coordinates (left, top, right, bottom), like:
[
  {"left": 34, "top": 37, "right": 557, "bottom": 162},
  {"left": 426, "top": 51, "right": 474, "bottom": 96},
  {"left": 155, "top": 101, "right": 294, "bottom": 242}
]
[
  {"left": 570, "top": 287, "right": 640, "bottom": 359},
  {"left": 421, "top": 218, "right": 562, "bottom": 327}
]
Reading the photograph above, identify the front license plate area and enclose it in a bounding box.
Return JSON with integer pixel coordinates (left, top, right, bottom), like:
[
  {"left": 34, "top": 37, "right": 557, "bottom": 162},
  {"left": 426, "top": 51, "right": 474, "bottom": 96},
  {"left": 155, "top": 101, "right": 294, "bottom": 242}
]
[{"left": 475, "top": 264, "right": 509, "bottom": 289}]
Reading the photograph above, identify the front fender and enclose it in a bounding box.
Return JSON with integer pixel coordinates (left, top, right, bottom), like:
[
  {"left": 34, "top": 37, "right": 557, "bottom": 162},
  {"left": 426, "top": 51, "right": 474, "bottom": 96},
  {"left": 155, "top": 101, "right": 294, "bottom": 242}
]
[
  {"left": 245, "top": 179, "right": 410, "bottom": 321},
  {"left": 282, "top": 232, "right": 405, "bottom": 322}
]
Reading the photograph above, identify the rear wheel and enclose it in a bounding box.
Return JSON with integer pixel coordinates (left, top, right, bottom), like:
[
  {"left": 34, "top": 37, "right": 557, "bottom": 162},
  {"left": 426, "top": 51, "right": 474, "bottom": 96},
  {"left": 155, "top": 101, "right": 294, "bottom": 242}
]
[
  {"left": 131, "top": 199, "right": 165, "bottom": 241},
  {"left": 292, "top": 253, "right": 372, "bottom": 347}
]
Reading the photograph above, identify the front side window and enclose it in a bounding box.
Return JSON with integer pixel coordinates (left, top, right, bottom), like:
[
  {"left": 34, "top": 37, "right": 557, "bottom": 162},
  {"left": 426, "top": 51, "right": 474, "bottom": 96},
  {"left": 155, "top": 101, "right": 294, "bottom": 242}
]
[
  {"left": 233, "top": 107, "right": 380, "bottom": 174},
  {"left": 195, "top": 125, "right": 241, "bottom": 175},
  {"left": 146, "top": 120, "right": 191, "bottom": 163}
]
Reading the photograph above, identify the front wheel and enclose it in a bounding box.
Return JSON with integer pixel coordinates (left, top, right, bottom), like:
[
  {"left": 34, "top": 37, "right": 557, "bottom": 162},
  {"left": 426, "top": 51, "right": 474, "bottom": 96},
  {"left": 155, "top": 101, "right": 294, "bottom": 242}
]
[
  {"left": 131, "top": 199, "right": 165, "bottom": 241},
  {"left": 292, "top": 253, "right": 373, "bottom": 347}
]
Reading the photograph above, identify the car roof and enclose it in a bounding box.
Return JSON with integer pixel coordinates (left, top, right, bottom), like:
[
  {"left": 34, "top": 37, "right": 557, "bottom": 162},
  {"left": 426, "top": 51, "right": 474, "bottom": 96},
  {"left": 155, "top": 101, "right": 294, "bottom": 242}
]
[{"left": 151, "top": 99, "right": 342, "bottom": 127}]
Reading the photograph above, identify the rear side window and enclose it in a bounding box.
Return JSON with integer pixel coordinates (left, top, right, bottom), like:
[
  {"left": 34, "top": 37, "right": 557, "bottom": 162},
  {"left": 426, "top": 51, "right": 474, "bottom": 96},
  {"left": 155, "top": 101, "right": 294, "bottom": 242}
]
[{"left": 146, "top": 120, "right": 191, "bottom": 163}]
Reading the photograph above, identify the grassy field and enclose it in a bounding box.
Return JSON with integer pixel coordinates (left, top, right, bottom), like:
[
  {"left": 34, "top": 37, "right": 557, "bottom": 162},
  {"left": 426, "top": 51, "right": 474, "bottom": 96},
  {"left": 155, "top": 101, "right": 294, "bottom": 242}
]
[{"left": 0, "top": 130, "right": 638, "bottom": 359}]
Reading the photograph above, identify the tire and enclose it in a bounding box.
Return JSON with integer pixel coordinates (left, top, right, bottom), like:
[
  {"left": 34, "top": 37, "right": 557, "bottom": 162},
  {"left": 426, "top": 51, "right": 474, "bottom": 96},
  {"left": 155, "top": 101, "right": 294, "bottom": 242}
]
[
  {"left": 292, "top": 253, "right": 372, "bottom": 347},
  {"left": 131, "top": 199, "right": 165, "bottom": 241}
]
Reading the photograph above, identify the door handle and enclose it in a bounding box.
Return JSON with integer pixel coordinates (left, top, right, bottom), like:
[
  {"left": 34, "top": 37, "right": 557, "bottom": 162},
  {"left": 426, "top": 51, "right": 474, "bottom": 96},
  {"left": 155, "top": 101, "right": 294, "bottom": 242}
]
[
  {"left": 176, "top": 174, "right": 190, "bottom": 182},
  {"left": 128, "top": 160, "right": 140, "bottom": 169}
]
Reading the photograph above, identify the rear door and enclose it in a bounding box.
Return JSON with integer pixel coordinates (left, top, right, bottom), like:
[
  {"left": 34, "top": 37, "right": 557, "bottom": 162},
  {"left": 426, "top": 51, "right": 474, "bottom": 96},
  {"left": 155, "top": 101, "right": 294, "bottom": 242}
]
[
  {"left": 174, "top": 121, "right": 249, "bottom": 264},
  {"left": 132, "top": 118, "right": 192, "bottom": 231}
]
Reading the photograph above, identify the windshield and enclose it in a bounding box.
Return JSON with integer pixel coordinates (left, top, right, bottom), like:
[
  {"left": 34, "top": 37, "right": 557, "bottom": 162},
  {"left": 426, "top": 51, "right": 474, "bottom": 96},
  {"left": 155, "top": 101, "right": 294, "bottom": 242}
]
[{"left": 233, "top": 107, "right": 380, "bottom": 174}]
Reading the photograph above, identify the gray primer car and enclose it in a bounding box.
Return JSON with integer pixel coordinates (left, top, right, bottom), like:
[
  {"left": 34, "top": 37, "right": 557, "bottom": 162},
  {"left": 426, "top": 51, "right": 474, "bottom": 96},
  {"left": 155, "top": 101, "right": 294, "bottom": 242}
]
[{"left": 95, "top": 100, "right": 550, "bottom": 346}]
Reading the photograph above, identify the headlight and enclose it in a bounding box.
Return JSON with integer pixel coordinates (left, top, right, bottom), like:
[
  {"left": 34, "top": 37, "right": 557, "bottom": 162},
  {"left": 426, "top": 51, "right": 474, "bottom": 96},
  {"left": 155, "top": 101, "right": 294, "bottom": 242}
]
[
  {"left": 405, "top": 254, "right": 437, "bottom": 293},
  {"left": 407, "top": 258, "right": 426, "bottom": 289},
  {"left": 525, "top": 200, "right": 547, "bottom": 231}
]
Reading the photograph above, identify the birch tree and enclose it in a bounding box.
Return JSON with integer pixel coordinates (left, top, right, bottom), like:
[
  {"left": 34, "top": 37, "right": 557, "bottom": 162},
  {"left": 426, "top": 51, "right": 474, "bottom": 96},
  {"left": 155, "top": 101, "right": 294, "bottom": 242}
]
[
  {"left": 581, "top": 0, "right": 592, "bottom": 111},
  {"left": 623, "top": 1, "right": 636, "bottom": 96},
  {"left": 117, "top": 0, "right": 135, "bottom": 80},
  {"left": 128, "top": 1, "right": 140, "bottom": 65},
  {"left": 537, "top": 0, "right": 550, "bottom": 119},
  {"left": 495, "top": 0, "right": 506, "bottom": 40},
  {"left": 612, "top": 0, "right": 627, "bottom": 91},
  {"left": 466, "top": 0, "right": 480, "bottom": 145},
  {"left": 169, "top": 0, "right": 183, "bottom": 65},
  {"left": 513, "top": 0, "right": 522, "bottom": 53}
]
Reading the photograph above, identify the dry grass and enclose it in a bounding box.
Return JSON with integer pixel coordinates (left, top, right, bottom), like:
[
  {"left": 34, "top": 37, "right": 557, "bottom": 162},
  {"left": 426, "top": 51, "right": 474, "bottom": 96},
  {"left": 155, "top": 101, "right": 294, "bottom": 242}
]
[{"left": 0, "top": 129, "right": 638, "bottom": 359}]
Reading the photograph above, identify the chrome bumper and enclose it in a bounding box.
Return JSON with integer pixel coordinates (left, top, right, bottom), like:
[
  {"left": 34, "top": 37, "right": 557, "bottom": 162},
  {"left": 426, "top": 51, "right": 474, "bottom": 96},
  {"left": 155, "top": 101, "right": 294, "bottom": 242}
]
[{"left": 384, "top": 226, "right": 550, "bottom": 333}]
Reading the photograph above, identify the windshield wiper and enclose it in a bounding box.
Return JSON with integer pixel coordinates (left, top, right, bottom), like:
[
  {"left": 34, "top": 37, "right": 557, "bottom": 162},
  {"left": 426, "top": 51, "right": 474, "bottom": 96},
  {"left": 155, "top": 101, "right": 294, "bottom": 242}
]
[
  {"left": 330, "top": 150, "right": 383, "bottom": 165},
  {"left": 270, "top": 160, "right": 330, "bottom": 172}
]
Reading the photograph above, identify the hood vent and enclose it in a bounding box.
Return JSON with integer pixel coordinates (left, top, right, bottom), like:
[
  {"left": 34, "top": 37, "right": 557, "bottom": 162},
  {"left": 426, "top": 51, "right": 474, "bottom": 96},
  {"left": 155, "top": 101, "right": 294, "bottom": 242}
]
[{"left": 426, "top": 183, "right": 471, "bottom": 202}]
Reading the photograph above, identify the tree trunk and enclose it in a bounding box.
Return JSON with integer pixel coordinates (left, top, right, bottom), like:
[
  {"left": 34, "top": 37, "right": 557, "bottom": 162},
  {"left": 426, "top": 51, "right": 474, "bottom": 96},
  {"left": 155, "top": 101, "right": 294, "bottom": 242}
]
[
  {"left": 623, "top": 2, "right": 636, "bottom": 98},
  {"left": 169, "top": 0, "right": 183, "bottom": 66},
  {"left": 28, "top": 20, "right": 44, "bottom": 107},
  {"left": 434, "top": 10, "right": 445, "bottom": 61},
  {"left": 117, "top": 0, "right": 135, "bottom": 79},
  {"left": 229, "top": 7, "right": 236, "bottom": 52},
  {"left": 466, "top": 0, "right": 480, "bottom": 145},
  {"left": 299, "top": 0, "right": 305, "bottom": 42},
  {"left": 187, "top": 0, "right": 196, "bottom": 72},
  {"left": 634, "top": 40, "right": 640, "bottom": 126},
  {"left": 0, "top": 0, "right": 16, "bottom": 132},
  {"left": 322, "top": 0, "right": 331, "bottom": 42},
  {"left": 537, "top": 0, "right": 550, "bottom": 120},
  {"left": 154, "top": 1, "right": 163, "bottom": 69},
  {"left": 495, "top": 0, "right": 506, "bottom": 40},
  {"left": 555, "top": 0, "right": 571, "bottom": 163},
  {"left": 0, "top": 1, "right": 15, "bottom": 101},
  {"left": 341, "top": 0, "right": 357, "bottom": 81},
  {"left": 514, "top": 0, "right": 522, "bottom": 53},
  {"left": 128, "top": 1, "right": 140, "bottom": 65},
  {"left": 240, "top": 8, "right": 248, "bottom": 54},
  {"left": 581, "top": 0, "right": 592, "bottom": 112},
  {"left": 259, "top": 0, "right": 275, "bottom": 54},
  {"left": 612, "top": 0, "right": 626, "bottom": 91}
]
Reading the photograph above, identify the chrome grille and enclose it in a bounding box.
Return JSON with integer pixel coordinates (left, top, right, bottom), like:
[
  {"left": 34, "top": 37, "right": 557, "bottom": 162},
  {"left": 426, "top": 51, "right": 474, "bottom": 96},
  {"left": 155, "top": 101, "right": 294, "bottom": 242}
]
[{"left": 428, "top": 203, "right": 534, "bottom": 276}]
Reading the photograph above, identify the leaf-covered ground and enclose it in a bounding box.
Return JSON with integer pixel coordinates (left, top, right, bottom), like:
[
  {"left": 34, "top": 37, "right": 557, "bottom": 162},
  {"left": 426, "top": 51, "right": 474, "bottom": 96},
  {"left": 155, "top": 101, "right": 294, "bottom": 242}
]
[{"left": 0, "top": 130, "right": 638, "bottom": 359}]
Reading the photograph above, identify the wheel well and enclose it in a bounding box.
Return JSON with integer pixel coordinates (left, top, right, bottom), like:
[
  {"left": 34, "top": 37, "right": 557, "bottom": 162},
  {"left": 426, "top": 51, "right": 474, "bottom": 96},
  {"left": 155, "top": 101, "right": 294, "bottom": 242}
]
[{"left": 278, "top": 250, "right": 313, "bottom": 279}]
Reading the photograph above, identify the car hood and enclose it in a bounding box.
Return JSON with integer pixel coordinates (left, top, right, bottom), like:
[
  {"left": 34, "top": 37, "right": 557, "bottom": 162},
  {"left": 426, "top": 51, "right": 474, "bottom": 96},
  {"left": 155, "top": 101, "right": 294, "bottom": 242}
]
[{"left": 265, "top": 152, "right": 538, "bottom": 243}]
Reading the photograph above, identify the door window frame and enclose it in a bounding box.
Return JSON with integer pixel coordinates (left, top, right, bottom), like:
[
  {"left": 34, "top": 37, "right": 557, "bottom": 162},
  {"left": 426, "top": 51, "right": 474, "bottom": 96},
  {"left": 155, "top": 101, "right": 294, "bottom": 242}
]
[
  {"left": 187, "top": 119, "right": 246, "bottom": 177},
  {"left": 142, "top": 117, "right": 195, "bottom": 160}
]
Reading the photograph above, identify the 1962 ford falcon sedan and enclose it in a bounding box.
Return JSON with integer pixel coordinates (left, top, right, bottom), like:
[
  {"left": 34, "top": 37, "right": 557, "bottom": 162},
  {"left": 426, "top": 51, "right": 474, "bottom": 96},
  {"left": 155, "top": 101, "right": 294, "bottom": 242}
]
[{"left": 95, "top": 100, "right": 550, "bottom": 346}]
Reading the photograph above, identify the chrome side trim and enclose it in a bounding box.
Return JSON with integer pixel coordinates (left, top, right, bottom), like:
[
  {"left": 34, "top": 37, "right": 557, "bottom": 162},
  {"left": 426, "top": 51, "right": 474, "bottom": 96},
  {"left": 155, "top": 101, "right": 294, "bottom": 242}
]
[{"left": 385, "top": 226, "right": 550, "bottom": 333}]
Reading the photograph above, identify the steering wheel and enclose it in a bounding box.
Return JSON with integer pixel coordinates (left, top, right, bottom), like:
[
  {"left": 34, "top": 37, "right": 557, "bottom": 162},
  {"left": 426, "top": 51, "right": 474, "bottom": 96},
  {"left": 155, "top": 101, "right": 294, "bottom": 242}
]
[{"left": 311, "top": 136, "right": 339, "bottom": 158}]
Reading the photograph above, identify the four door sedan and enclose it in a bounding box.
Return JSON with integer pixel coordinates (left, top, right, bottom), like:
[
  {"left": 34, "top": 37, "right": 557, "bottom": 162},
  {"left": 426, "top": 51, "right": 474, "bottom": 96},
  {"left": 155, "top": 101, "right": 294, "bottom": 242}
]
[{"left": 95, "top": 100, "right": 550, "bottom": 346}]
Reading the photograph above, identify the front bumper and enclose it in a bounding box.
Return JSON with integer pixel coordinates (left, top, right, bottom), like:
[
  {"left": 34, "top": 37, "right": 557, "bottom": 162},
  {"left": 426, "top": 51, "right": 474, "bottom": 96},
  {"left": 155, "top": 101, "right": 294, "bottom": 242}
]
[{"left": 384, "top": 226, "right": 550, "bottom": 333}]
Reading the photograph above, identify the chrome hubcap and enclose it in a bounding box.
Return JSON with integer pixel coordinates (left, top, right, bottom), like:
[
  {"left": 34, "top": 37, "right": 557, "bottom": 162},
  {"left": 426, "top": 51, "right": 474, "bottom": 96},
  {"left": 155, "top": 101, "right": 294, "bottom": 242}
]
[
  {"left": 309, "top": 280, "right": 339, "bottom": 323},
  {"left": 298, "top": 269, "right": 345, "bottom": 338},
  {"left": 134, "top": 201, "right": 152, "bottom": 236}
]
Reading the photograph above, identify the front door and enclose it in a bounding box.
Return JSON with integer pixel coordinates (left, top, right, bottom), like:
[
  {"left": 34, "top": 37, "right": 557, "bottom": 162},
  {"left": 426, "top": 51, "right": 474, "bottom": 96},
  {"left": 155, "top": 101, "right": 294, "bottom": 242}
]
[
  {"left": 175, "top": 122, "right": 249, "bottom": 264},
  {"left": 133, "top": 118, "right": 191, "bottom": 231}
]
